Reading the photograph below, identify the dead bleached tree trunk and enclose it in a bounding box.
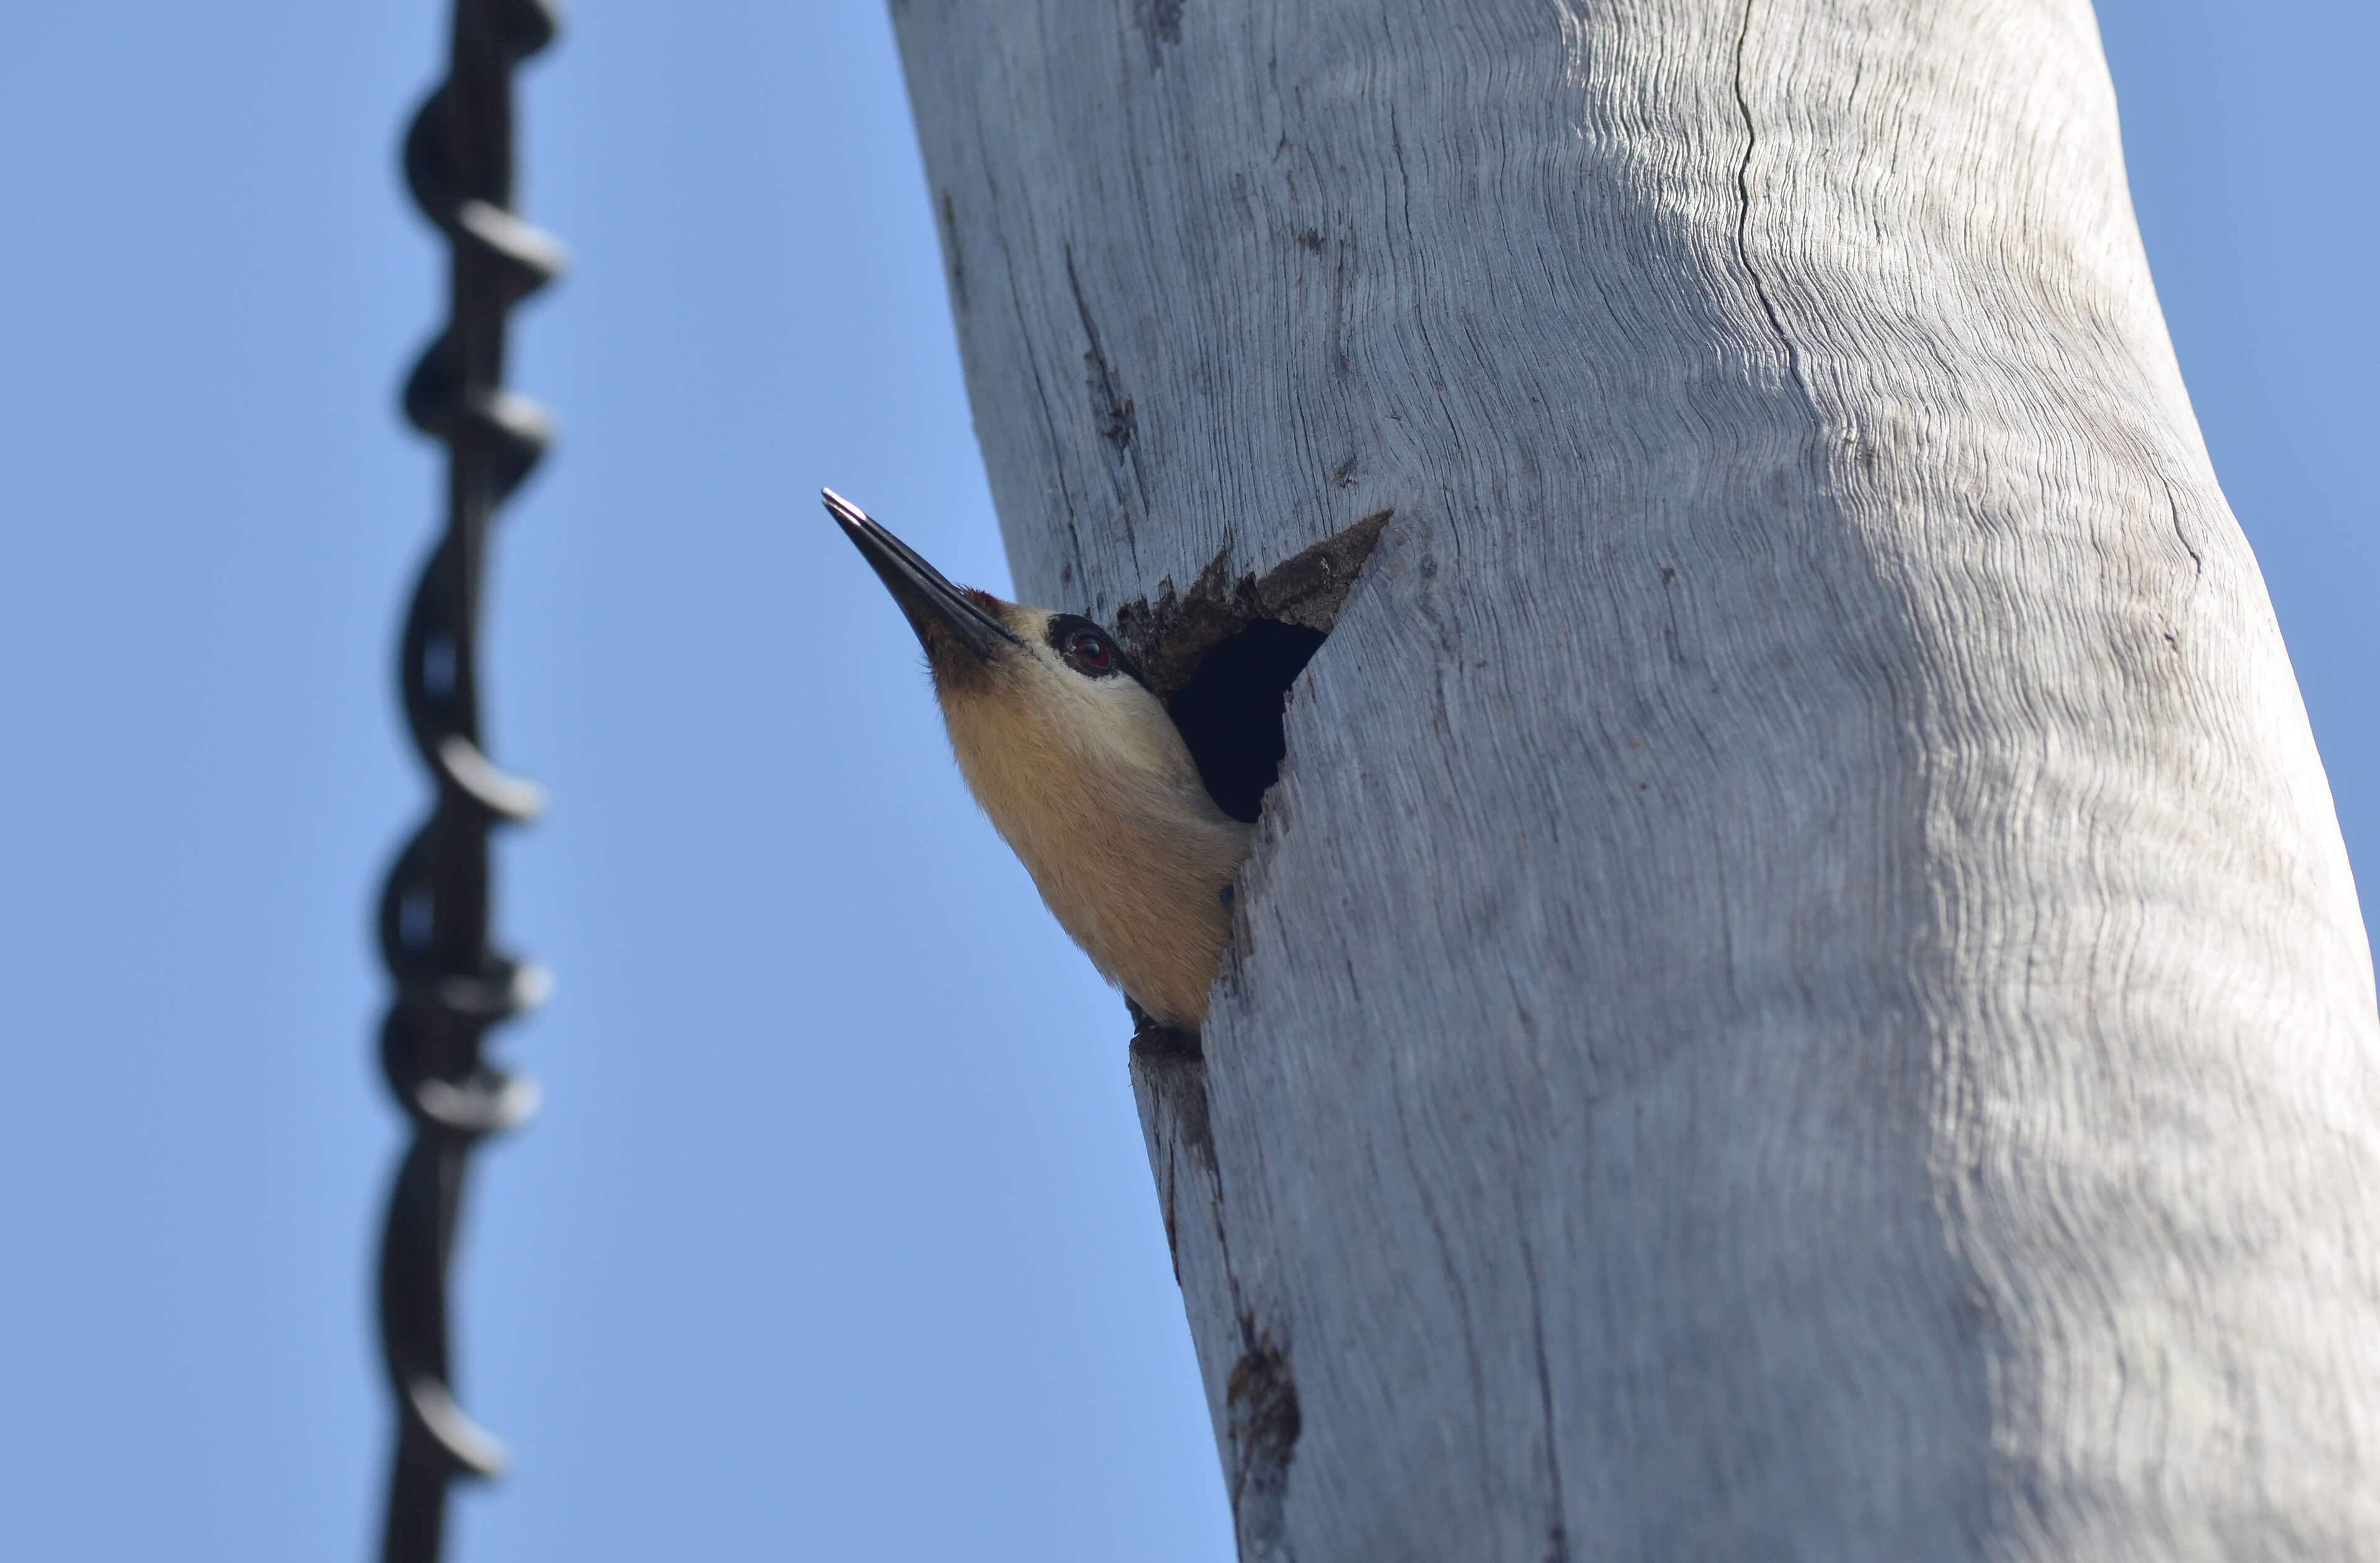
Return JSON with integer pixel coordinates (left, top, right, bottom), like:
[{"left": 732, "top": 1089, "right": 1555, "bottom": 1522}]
[{"left": 889, "top": 0, "right": 2380, "bottom": 1554}]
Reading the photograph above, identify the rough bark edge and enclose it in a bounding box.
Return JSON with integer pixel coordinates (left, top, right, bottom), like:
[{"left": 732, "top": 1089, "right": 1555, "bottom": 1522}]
[
  {"left": 1112, "top": 509, "right": 1393, "bottom": 698},
  {"left": 1131, "top": 1020, "right": 1302, "bottom": 1561}
]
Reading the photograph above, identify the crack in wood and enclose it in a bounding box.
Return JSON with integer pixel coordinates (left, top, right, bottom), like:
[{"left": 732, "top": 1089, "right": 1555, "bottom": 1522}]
[
  {"left": 1064, "top": 244, "right": 1149, "bottom": 532},
  {"left": 1730, "top": 0, "right": 1811, "bottom": 404}
]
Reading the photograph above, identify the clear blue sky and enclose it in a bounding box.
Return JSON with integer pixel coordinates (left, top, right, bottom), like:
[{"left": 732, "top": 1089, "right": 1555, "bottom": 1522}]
[{"left": 0, "top": 2, "right": 2368, "bottom": 1559}]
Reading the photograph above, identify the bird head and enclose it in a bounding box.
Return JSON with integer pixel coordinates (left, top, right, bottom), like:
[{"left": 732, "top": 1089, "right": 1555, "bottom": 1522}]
[
  {"left": 820, "top": 488, "right": 1252, "bottom": 1032},
  {"left": 820, "top": 487, "right": 1196, "bottom": 780}
]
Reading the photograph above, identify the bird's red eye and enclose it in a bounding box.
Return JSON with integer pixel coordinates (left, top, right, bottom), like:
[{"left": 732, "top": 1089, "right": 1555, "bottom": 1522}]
[{"left": 1071, "top": 631, "right": 1111, "bottom": 670}]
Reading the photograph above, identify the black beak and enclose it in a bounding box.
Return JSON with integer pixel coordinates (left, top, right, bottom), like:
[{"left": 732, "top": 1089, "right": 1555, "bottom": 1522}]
[{"left": 822, "top": 488, "right": 1018, "bottom": 661}]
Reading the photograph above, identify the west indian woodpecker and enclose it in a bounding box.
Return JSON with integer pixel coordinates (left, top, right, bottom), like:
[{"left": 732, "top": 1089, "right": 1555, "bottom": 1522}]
[{"left": 823, "top": 489, "right": 1252, "bottom": 1031}]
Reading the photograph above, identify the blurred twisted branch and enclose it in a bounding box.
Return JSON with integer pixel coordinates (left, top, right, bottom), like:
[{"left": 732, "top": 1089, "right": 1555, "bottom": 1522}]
[{"left": 373, "top": 2, "right": 562, "bottom": 1558}]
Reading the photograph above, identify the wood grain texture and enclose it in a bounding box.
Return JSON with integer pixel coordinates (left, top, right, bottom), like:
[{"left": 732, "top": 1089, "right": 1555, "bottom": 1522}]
[{"left": 889, "top": 0, "right": 2380, "bottom": 1554}]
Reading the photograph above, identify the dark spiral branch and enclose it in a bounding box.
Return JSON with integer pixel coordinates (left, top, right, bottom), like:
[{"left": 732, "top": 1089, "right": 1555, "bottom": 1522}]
[{"left": 375, "top": 3, "right": 563, "bottom": 1560}]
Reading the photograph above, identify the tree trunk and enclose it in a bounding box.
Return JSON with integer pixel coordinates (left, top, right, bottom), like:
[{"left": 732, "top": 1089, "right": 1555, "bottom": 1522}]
[{"left": 889, "top": 0, "right": 2380, "bottom": 1555}]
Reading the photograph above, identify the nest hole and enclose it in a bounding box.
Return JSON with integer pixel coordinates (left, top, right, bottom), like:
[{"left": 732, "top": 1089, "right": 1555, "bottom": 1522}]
[{"left": 1168, "top": 619, "right": 1328, "bottom": 824}]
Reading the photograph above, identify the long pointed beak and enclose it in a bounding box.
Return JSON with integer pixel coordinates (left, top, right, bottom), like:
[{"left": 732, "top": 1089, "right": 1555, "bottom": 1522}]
[{"left": 822, "top": 488, "right": 1018, "bottom": 661}]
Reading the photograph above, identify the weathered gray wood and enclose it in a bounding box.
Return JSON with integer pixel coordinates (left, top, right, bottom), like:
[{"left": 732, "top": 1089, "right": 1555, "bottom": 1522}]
[{"left": 889, "top": 0, "right": 2380, "bottom": 1554}]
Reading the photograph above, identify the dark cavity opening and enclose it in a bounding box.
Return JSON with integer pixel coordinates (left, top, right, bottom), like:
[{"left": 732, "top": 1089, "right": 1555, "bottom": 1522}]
[{"left": 1168, "top": 619, "right": 1328, "bottom": 824}]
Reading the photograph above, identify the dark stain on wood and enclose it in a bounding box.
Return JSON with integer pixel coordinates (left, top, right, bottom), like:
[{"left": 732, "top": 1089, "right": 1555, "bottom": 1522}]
[
  {"left": 1134, "top": 0, "right": 1185, "bottom": 64},
  {"left": 938, "top": 189, "right": 966, "bottom": 313},
  {"left": 1228, "top": 1334, "right": 1301, "bottom": 1560}
]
